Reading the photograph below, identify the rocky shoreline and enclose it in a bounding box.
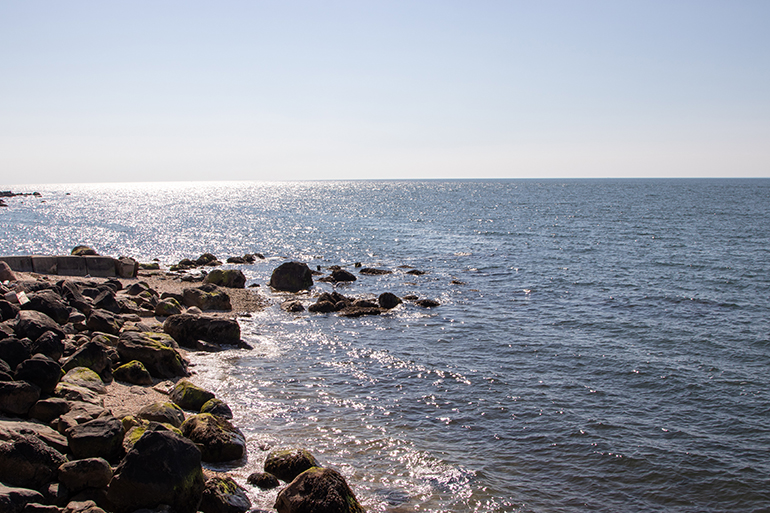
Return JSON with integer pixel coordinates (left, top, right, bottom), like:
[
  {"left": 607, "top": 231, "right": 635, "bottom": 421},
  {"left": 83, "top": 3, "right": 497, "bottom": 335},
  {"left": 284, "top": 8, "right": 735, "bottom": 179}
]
[{"left": 0, "top": 253, "right": 379, "bottom": 513}]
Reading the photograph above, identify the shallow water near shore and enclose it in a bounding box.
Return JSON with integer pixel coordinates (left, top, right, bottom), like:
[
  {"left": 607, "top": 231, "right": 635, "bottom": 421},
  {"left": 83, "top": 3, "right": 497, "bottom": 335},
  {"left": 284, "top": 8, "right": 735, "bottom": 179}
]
[{"left": 2, "top": 179, "right": 769, "bottom": 512}]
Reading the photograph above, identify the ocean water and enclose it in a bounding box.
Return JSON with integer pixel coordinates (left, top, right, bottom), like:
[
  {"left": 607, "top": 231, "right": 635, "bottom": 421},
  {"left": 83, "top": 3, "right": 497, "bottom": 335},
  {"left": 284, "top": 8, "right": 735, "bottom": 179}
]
[{"left": 2, "top": 179, "right": 769, "bottom": 512}]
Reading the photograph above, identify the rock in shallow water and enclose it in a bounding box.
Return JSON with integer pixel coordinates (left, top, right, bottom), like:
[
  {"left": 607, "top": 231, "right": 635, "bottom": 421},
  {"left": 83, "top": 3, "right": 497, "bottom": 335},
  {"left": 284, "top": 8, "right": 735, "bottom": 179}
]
[{"left": 274, "top": 467, "right": 364, "bottom": 513}]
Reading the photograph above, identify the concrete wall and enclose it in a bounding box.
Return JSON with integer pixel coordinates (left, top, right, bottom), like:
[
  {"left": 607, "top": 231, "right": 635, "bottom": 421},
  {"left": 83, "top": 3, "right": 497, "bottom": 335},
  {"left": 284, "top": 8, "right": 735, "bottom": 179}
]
[{"left": 0, "top": 255, "right": 137, "bottom": 278}]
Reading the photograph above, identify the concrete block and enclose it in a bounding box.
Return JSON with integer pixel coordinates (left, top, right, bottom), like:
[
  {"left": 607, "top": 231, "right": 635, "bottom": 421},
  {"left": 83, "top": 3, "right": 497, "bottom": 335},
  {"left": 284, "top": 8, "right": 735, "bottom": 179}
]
[
  {"left": 32, "top": 256, "right": 58, "bottom": 275},
  {"left": 57, "top": 256, "right": 88, "bottom": 276},
  {"left": 85, "top": 256, "right": 117, "bottom": 277},
  {"left": 0, "top": 255, "right": 34, "bottom": 272}
]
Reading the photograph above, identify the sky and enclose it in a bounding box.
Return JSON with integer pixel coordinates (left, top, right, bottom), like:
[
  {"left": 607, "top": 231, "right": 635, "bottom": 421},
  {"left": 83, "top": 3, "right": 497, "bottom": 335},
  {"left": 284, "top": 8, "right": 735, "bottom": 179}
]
[{"left": 1, "top": 1, "right": 769, "bottom": 184}]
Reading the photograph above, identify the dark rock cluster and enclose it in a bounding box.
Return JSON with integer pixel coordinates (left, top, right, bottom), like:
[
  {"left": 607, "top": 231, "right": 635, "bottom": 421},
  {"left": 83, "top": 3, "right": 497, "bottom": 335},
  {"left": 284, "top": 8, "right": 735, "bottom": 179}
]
[{"left": 0, "top": 262, "right": 366, "bottom": 513}]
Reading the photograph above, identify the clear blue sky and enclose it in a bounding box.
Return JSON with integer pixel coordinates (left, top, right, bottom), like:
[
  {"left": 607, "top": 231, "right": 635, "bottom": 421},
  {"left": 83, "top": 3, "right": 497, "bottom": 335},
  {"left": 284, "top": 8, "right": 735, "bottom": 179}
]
[{"left": 1, "top": 1, "right": 768, "bottom": 184}]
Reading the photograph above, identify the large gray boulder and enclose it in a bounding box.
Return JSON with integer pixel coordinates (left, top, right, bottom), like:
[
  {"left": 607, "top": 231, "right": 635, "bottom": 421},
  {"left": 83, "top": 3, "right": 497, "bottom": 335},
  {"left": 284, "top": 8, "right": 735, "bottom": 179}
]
[
  {"left": 274, "top": 467, "right": 365, "bottom": 513},
  {"left": 0, "top": 380, "right": 41, "bottom": 416},
  {"left": 0, "top": 434, "right": 66, "bottom": 490},
  {"left": 163, "top": 314, "right": 241, "bottom": 349},
  {"left": 180, "top": 413, "right": 246, "bottom": 463},
  {"left": 269, "top": 262, "right": 313, "bottom": 292},
  {"left": 58, "top": 457, "right": 113, "bottom": 492},
  {"left": 65, "top": 416, "right": 125, "bottom": 462},
  {"left": 21, "top": 290, "right": 70, "bottom": 325},
  {"left": 117, "top": 332, "right": 188, "bottom": 379},
  {"left": 86, "top": 309, "right": 122, "bottom": 336},
  {"left": 0, "top": 483, "right": 45, "bottom": 513},
  {"left": 14, "top": 354, "right": 62, "bottom": 395},
  {"left": 0, "top": 337, "right": 32, "bottom": 369},
  {"left": 15, "top": 311, "right": 64, "bottom": 344},
  {"left": 62, "top": 340, "right": 113, "bottom": 377},
  {"left": 107, "top": 426, "right": 204, "bottom": 513}
]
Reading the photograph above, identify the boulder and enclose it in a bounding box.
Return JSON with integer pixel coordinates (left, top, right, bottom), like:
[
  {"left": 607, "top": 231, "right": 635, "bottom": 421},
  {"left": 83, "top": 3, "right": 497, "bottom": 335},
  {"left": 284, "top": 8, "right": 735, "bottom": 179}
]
[
  {"left": 269, "top": 262, "right": 313, "bottom": 292},
  {"left": 0, "top": 483, "right": 45, "bottom": 513},
  {"left": 415, "top": 298, "right": 440, "bottom": 308},
  {"left": 200, "top": 398, "right": 233, "bottom": 419},
  {"left": 21, "top": 291, "right": 70, "bottom": 325},
  {"left": 61, "top": 499, "right": 106, "bottom": 513},
  {"left": 15, "top": 311, "right": 65, "bottom": 342},
  {"left": 319, "top": 269, "right": 357, "bottom": 283},
  {"left": 0, "top": 380, "right": 41, "bottom": 416},
  {"left": 181, "top": 284, "right": 232, "bottom": 311},
  {"left": 0, "top": 299, "right": 20, "bottom": 322},
  {"left": 113, "top": 360, "right": 153, "bottom": 386},
  {"left": 203, "top": 269, "right": 246, "bottom": 289},
  {"left": 107, "top": 427, "right": 205, "bottom": 513},
  {"left": 264, "top": 448, "right": 320, "bottom": 483},
  {"left": 62, "top": 340, "right": 113, "bottom": 377},
  {"left": 196, "top": 253, "right": 219, "bottom": 266},
  {"left": 117, "top": 332, "right": 188, "bottom": 379},
  {"left": 308, "top": 301, "right": 336, "bottom": 313},
  {"left": 163, "top": 314, "right": 241, "bottom": 348},
  {"left": 71, "top": 246, "right": 98, "bottom": 256},
  {"left": 170, "top": 380, "right": 215, "bottom": 411},
  {"left": 199, "top": 476, "right": 251, "bottom": 513},
  {"left": 92, "top": 290, "right": 121, "bottom": 315},
  {"left": 86, "top": 309, "right": 122, "bottom": 336},
  {"left": 122, "top": 420, "right": 183, "bottom": 454},
  {"left": 66, "top": 416, "right": 124, "bottom": 462},
  {"left": 14, "top": 355, "right": 62, "bottom": 394},
  {"left": 154, "top": 298, "right": 182, "bottom": 317},
  {"left": 0, "top": 337, "right": 32, "bottom": 369},
  {"left": 0, "top": 261, "right": 17, "bottom": 281},
  {"left": 0, "top": 434, "right": 66, "bottom": 490},
  {"left": 61, "top": 367, "right": 106, "bottom": 394},
  {"left": 136, "top": 402, "right": 185, "bottom": 428},
  {"left": 28, "top": 397, "right": 71, "bottom": 423},
  {"left": 274, "top": 467, "right": 364, "bottom": 513},
  {"left": 0, "top": 417, "right": 69, "bottom": 454},
  {"left": 359, "top": 267, "right": 392, "bottom": 275},
  {"left": 58, "top": 457, "right": 113, "bottom": 492},
  {"left": 180, "top": 413, "right": 246, "bottom": 463},
  {"left": 53, "top": 383, "right": 101, "bottom": 406},
  {"left": 338, "top": 306, "right": 382, "bottom": 317},
  {"left": 30, "top": 330, "right": 65, "bottom": 361},
  {"left": 378, "top": 292, "right": 402, "bottom": 309},
  {"left": 281, "top": 300, "right": 305, "bottom": 313},
  {"left": 246, "top": 471, "right": 279, "bottom": 490}
]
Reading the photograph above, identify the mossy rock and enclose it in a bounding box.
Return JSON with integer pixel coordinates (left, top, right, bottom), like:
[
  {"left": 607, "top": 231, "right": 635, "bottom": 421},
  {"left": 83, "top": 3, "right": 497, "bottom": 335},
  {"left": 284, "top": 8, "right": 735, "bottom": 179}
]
[
  {"left": 137, "top": 401, "right": 186, "bottom": 428},
  {"left": 61, "top": 366, "right": 106, "bottom": 394},
  {"left": 200, "top": 476, "right": 251, "bottom": 513},
  {"left": 155, "top": 298, "right": 183, "bottom": 317},
  {"left": 203, "top": 269, "right": 247, "bottom": 289},
  {"left": 117, "top": 331, "right": 189, "bottom": 379},
  {"left": 200, "top": 397, "right": 233, "bottom": 419},
  {"left": 180, "top": 413, "right": 246, "bottom": 463},
  {"left": 264, "top": 448, "right": 320, "bottom": 483},
  {"left": 123, "top": 421, "right": 184, "bottom": 453},
  {"left": 113, "top": 360, "right": 154, "bottom": 386},
  {"left": 171, "top": 379, "right": 216, "bottom": 411},
  {"left": 274, "top": 467, "right": 365, "bottom": 513}
]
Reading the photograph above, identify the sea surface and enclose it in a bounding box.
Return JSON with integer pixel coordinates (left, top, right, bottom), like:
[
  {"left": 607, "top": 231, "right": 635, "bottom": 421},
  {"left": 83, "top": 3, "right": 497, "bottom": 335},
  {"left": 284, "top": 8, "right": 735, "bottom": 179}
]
[{"left": 2, "top": 179, "right": 769, "bottom": 512}]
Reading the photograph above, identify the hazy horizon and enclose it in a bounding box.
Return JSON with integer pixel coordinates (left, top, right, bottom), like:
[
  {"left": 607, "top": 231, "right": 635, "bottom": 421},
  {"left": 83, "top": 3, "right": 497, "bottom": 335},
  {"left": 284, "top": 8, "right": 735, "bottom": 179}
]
[{"left": 2, "top": 1, "right": 769, "bottom": 185}]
